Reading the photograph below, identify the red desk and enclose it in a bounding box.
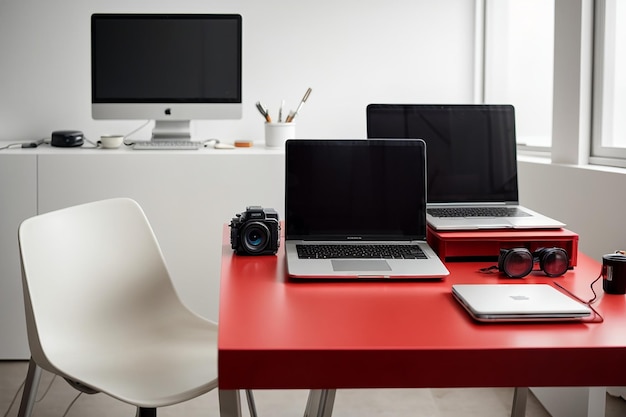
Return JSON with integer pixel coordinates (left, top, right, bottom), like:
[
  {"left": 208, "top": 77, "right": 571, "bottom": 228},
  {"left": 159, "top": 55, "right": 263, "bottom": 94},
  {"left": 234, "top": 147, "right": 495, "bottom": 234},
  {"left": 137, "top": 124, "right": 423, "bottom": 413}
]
[{"left": 217, "top": 228, "right": 626, "bottom": 416}]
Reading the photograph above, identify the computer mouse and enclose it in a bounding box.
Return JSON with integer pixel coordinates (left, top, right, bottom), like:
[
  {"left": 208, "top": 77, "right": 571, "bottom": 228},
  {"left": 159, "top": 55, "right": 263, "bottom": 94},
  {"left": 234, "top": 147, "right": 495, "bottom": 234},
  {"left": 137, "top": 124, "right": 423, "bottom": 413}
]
[{"left": 214, "top": 142, "right": 235, "bottom": 149}]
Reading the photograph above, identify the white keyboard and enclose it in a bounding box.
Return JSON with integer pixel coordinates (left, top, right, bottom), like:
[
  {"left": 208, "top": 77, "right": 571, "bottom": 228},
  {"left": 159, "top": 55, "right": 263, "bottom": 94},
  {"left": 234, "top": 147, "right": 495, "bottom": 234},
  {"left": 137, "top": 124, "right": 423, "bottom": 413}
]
[{"left": 133, "top": 141, "right": 203, "bottom": 150}]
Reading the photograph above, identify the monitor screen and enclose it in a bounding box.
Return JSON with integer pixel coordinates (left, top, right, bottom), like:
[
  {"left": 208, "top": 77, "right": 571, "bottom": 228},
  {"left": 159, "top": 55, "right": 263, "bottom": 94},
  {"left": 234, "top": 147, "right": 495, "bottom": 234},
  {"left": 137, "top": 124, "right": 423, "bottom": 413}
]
[{"left": 91, "top": 13, "right": 242, "bottom": 140}]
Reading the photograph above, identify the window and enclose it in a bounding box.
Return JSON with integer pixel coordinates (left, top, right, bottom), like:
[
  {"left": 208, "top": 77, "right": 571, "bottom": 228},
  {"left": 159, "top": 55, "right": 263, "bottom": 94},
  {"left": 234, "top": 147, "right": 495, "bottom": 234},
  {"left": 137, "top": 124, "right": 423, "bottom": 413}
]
[
  {"left": 483, "top": 0, "right": 555, "bottom": 149},
  {"left": 591, "top": 0, "right": 626, "bottom": 168}
]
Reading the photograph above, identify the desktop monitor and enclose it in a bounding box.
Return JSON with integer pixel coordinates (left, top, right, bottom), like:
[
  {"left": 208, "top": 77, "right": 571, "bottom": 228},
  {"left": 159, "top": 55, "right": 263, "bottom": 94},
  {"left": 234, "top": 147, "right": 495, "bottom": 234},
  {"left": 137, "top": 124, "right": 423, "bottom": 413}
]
[{"left": 91, "top": 13, "right": 242, "bottom": 141}]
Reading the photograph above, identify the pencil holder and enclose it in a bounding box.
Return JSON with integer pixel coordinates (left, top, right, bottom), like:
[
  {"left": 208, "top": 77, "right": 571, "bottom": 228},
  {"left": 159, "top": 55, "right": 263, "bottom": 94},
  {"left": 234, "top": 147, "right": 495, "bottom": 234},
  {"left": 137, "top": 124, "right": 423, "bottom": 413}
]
[{"left": 265, "top": 123, "right": 295, "bottom": 148}]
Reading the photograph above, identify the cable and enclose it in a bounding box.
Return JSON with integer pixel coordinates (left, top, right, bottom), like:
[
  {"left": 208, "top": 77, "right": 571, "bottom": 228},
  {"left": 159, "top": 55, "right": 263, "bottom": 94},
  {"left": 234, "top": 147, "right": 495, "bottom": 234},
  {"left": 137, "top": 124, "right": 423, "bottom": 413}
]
[
  {"left": 0, "top": 142, "right": 26, "bottom": 150},
  {"left": 61, "top": 392, "right": 83, "bottom": 417},
  {"left": 553, "top": 269, "right": 605, "bottom": 323},
  {"left": 122, "top": 120, "right": 152, "bottom": 146},
  {"left": 1, "top": 372, "right": 59, "bottom": 417},
  {"left": 201, "top": 138, "right": 225, "bottom": 148},
  {"left": 36, "top": 375, "right": 57, "bottom": 402},
  {"left": 2, "top": 379, "right": 25, "bottom": 417},
  {"left": 80, "top": 137, "right": 99, "bottom": 149},
  {"left": 586, "top": 273, "right": 603, "bottom": 304},
  {"left": 21, "top": 138, "right": 47, "bottom": 148},
  {"left": 0, "top": 138, "right": 49, "bottom": 150},
  {"left": 553, "top": 271, "right": 603, "bottom": 305},
  {"left": 3, "top": 374, "right": 84, "bottom": 417}
]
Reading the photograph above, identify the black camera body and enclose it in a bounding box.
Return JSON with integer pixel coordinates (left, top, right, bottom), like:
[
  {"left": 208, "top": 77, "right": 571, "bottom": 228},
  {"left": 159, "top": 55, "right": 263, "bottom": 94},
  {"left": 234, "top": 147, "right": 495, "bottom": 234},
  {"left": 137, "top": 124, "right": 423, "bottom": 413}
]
[{"left": 230, "top": 206, "right": 280, "bottom": 255}]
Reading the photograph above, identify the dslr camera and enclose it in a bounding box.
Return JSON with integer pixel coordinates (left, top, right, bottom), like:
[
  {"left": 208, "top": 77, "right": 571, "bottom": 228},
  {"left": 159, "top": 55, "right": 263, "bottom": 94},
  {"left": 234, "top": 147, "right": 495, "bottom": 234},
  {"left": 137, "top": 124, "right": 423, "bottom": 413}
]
[{"left": 230, "top": 206, "right": 280, "bottom": 255}]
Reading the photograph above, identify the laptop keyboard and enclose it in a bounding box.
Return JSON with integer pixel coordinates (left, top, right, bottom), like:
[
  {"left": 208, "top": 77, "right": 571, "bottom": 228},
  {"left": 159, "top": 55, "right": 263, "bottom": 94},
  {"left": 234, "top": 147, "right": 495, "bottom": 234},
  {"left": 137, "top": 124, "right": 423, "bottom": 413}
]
[
  {"left": 296, "top": 244, "right": 427, "bottom": 259},
  {"left": 132, "top": 140, "right": 203, "bottom": 150},
  {"left": 427, "top": 207, "right": 531, "bottom": 218}
]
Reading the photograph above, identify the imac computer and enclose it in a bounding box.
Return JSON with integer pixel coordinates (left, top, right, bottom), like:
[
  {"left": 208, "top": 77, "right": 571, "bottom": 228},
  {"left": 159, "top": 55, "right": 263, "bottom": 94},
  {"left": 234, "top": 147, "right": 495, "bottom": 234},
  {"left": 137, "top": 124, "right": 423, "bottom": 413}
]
[{"left": 91, "top": 13, "right": 242, "bottom": 146}]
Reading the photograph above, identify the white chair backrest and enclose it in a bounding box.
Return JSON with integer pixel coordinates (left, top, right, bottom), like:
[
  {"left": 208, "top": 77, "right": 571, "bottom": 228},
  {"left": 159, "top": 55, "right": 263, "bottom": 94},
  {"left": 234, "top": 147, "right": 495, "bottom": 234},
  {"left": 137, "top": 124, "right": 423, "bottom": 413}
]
[{"left": 18, "top": 198, "right": 186, "bottom": 373}]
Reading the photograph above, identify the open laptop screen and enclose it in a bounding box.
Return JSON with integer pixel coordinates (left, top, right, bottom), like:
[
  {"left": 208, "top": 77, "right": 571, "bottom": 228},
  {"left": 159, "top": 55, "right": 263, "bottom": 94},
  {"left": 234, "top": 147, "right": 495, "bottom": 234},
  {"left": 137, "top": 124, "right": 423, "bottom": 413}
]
[
  {"left": 366, "top": 104, "right": 519, "bottom": 204},
  {"left": 285, "top": 139, "right": 427, "bottom": 241}
]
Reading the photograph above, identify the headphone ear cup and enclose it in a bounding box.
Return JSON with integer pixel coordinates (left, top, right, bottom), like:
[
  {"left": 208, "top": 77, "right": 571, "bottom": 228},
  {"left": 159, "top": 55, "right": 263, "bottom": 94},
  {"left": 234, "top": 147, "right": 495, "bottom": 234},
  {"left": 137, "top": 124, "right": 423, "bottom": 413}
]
[
  {"left": 498, "top": 248, "right": 510, "bottom": 272},
  {"left": 498, "top": 248, "right": 534, "bottom": 278},
  {"left": 535, "top": 247, "right": 569, "bottom": 277}
]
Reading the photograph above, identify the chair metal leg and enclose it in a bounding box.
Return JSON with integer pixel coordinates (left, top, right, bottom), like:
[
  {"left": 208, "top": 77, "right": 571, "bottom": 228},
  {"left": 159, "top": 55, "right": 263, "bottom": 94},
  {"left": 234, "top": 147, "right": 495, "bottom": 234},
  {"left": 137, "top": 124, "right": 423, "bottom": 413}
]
[
  {"left": 511, "top": 387, "right": 528, "bottom": 417},
  {"left": 136, "top": 407, "right": 156, "bottom": 417},
  {"left": 219, "top": 389, "right": 242, "bottom": 417},
  {"left": 17, "top": 358, "right": 42, "bottom": 417},
  {"left": 245, "top": 390, "right": 258, "bottom": 417},
  {"left": 304, "top": 389, "right": 336, "bottom": 417}
]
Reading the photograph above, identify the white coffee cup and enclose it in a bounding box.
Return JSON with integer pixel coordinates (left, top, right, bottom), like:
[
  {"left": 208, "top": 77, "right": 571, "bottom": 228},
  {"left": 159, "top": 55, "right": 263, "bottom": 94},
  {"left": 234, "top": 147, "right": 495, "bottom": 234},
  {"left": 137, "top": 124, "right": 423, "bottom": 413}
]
[
  {"left": 99, "top": 135, "right": 124, "bottom": 149},
  {"left": 264, "top": 123, "right": 295, "bottom": 148}
]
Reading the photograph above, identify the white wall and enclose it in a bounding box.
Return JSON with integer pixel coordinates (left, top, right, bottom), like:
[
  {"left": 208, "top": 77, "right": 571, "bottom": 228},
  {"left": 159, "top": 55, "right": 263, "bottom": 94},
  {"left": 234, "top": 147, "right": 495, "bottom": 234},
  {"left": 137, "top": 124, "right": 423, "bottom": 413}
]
[
  {"left": 1, "top": 0, "right": 624, "bottom": 263},
  {"left": 519, "top": 158, "right": 626, "bottom": 261},
  {"left": 0, "top": 0, "right": 476, "bottom": 144}
]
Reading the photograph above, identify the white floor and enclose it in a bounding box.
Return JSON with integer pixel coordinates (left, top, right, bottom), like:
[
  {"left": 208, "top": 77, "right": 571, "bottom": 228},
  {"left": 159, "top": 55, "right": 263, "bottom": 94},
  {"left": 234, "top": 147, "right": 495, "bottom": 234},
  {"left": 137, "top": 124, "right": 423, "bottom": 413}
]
[{"left": 2, "top": 360, "right": 626, "bottom": 417}]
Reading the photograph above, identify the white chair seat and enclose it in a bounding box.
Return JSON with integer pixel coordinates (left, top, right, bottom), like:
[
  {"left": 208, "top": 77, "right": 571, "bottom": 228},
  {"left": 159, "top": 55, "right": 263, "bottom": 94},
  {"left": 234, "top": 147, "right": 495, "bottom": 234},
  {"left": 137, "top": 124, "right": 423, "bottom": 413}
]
[{"left": 50, "top": 319, "right": 218, "bottom": 407}]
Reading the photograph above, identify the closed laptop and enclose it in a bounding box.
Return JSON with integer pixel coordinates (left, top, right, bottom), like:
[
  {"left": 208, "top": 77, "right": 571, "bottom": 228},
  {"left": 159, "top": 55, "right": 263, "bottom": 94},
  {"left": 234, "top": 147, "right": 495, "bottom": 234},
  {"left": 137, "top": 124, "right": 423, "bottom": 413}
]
[{"left": 452, "top": 284, "right": 592, "bottom": 322}]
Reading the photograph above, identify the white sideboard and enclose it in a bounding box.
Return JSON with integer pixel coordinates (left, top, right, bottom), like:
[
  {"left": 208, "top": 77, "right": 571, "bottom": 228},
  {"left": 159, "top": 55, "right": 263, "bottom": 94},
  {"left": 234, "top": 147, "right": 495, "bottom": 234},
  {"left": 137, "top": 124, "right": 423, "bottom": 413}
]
[
  {"left": 0, "top": 153, "right": 37, "bottom": 358},
  {"left": 1, "top": 144, "right": 621, "bottom": 417},
  {"left": 0, "top": 145, "right": 285, "bottom": 359}
]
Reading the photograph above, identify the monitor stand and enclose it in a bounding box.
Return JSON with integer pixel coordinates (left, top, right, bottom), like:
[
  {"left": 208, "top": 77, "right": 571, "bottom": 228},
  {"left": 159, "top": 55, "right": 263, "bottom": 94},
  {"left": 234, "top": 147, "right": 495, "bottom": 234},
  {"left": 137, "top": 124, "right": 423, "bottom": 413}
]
[{"left": 151, "top": 120, "right": 192, "bottom": 141}]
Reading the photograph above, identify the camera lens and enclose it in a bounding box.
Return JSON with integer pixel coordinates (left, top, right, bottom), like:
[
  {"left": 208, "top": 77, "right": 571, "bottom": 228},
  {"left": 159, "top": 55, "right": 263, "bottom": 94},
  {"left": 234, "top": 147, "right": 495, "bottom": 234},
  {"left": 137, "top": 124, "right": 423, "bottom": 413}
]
[{"left": 242, "top": 222, "right": 270, "bottom": 254}]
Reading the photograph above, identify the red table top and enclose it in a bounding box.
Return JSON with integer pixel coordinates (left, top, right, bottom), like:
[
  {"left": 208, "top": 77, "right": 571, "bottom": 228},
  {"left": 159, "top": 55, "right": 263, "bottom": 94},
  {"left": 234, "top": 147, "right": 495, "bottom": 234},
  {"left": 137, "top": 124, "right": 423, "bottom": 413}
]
[{"left": 218, "top": 227, "right": 626, "bottom": 390}]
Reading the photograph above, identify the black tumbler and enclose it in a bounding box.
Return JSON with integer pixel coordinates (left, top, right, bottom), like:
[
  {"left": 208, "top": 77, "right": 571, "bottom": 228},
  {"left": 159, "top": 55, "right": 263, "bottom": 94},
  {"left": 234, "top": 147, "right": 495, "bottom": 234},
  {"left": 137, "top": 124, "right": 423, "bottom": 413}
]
[{"left": 602, "top": 253, "right": 626, "bottom": 295}]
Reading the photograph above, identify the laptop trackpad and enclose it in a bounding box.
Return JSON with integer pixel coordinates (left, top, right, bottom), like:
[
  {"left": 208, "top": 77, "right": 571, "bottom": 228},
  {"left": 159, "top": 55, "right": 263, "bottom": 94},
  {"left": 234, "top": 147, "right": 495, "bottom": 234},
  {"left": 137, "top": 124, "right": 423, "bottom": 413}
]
[{"left": 331, "top": 259, "right": 392, "bottom": 272}]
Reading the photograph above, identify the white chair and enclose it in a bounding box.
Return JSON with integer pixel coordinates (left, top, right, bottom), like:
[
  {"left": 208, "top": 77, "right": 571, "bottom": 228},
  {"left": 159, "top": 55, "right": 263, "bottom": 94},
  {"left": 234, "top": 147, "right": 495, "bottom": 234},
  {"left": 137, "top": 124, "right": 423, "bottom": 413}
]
[{"left": 16, "top": 198, "right": 256, "bottom": 417}]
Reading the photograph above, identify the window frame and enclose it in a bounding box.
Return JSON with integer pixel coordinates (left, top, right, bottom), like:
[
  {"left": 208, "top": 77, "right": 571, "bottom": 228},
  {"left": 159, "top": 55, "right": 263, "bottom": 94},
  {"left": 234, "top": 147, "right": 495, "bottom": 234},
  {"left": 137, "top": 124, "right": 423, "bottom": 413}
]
[
  {"left": 482, "top": 0, "right": 626, "bottom": 169},
  {"left": 590, "top": 0, "right": 626, "bottom": 168},
  {"left": 482, "top": 0, "right": 555, "bottom": 154}
]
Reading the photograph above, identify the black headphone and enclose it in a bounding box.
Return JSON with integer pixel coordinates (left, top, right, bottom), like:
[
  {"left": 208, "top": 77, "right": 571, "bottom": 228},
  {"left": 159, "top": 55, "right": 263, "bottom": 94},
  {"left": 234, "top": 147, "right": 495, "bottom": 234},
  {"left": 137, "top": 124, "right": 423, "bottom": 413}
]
[{"left": 498, "top": 247, "right": 570, "bottom": 278}]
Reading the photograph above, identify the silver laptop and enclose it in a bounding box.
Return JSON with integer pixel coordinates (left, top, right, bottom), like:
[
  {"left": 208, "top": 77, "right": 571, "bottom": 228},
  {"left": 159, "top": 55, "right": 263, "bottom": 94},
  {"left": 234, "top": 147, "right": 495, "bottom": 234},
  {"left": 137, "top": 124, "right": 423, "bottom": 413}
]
[
  {"left": 284, "top": 139, "right": 449, "bottom": 280},
  {"left": 451, "top": 284, "right": 592, "bottom": 322},
  {"left": 366, "top": 104, "right": 566, "bottom": 231}
]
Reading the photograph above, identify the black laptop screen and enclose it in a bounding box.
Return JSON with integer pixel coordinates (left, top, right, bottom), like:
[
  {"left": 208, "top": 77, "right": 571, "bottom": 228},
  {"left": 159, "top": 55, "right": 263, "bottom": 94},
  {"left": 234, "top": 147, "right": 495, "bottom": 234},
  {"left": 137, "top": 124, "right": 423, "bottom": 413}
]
[
  {"left": 285, "top": 139, "right": 427, "bottom": 241},
  {"left": 366, "top": 104, "right": 519, "bottom": 204}
]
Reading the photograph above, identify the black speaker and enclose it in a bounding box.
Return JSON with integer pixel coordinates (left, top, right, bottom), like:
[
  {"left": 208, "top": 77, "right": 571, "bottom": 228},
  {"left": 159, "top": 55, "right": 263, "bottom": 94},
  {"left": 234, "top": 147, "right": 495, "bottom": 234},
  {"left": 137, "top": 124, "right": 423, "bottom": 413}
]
[{"left": 51, "top": 130, "right": 84, "bottom": 147}]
